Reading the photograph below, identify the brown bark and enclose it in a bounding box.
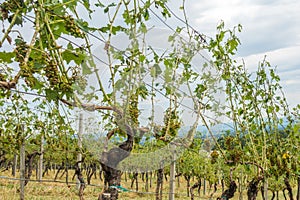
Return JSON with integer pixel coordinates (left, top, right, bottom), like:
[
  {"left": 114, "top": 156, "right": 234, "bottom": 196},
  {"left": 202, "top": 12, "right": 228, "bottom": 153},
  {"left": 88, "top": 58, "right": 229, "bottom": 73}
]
[
  {"left": 99, "top": 165, "right": 122, "bottom": 200},
  {"left": 0, "top": 79, "right": 17, "bottom": 89},
  {"left": 217, "top": 181, "right": 237, "bottom": 200},
  {"left": 0, "top": 70, "right": 21, "bottom": 89},
  {"left": 190, "top": 181, "right": 201, "bottom": 200},
  {"left": 150, "top": 171, "right": 152, "bottom": 188},
  {"left": 145, "top": 172, "right": 149, "bottom": 192},
  {"left": 42, "top": 162, "right": 50, "bottom": 177},
  {"left": 86, "top": 163, "right": 97, "bottom": 185},
  {"left": 184, "top": 175, "right": 191, "bottom": 197},
  {"left": 209, "top": 182, "right": 218, "bottom": 198},
  {"left": 297, "top": 176, "right": 300, "bottom": 200},
  {"left": 24, "top": 151, "right": 41, "bottom": 186},
  {"left": 270, "top": 190, "right": 275, "bottom": 200},
  {"left": 54, "top": 163, "right": 64, "bottom": 181},
  {"left": 284, "top": 174, "right": 294, "bottom": 200},
  {"left": 260, "top": 186, "right": 265, "bottom": 200},
  {"left": 156, "top": 168, "right": 164, "bottom": 200},
  {"left": 247, "top": 176, "right": 263, "bottom": 200},
  {"left": 221, "top": 179, "right": 225, "bottom": 192},
  {"left": 130, "top": 172, "right": 138, "bottom": 191},
  {"left": 75, "top": 161, "right": 85, "bottom": 200},
  {"left": 99, "top": 126, "right": 134, "bottom": 200}
]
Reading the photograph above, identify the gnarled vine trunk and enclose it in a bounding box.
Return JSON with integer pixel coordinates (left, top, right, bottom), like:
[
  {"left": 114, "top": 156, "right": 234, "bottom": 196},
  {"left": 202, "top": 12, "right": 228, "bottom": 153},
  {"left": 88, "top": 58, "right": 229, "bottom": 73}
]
[
  {"left": 156, "top": 168, "right": 164, "bottom": 200},
  {"left": 86, "top": 163, "right": 97, "bottom": 185},
  {"left": 25, "top": 151, "right": 41, "bottom": 186},
  {"left": 297, "top": 175, "right": 300, "bottom": 200},
  {"left": 130, "top": 172, "right": 138, "bottom": 191},
  {"left": 217, "top": 181, "right": 237, "bottom": 200},
  {"left": 190, "top": 180, "right": 201, "bottom": 200},
  {"left": 184, "top": 175, "right": 191, "bottom": 197},
  {"left": 247, "top": 176, "right": 263, "bottom": 200},
  {"left": 284, "top": 174, "right": 294, "bottom": 200},
  {"left": 74, "top": 161, "right": 85, "bottom": 200},
  {"left": 99, "top": 129, "right": 134, "bottom": 200}
]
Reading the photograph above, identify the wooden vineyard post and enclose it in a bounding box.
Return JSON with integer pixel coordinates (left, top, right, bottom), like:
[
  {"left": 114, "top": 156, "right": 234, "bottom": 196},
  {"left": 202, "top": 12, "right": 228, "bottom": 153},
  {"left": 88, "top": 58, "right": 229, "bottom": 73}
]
[
  {"left": 169, "top": 147, "right": 176, "bottom": 200},
  {"left": 38, "top": 134, "right": 44, "bottom": 181},
  {"left": 77, "top": 113, "right": 83, "bottom": 166},
  {"left": 264, "top": 178, "right": 268, "bottom": 200},
  {"left": 20, "top": 136, "right": 25, "bottom": 200},
  {"left": 76, "top": 112, "right": 86, "bottom": 200},
  {"left": 77, "top": 113, "right": 83, "bottom": 190},
  {"left": 12, "top": 154, "right": 18, "bottom": 177}
]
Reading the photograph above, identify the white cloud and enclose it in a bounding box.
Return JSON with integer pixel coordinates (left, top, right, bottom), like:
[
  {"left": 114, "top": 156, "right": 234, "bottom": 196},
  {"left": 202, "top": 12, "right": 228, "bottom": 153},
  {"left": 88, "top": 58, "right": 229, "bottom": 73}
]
[
  {"left": 179, "top": 0, "right": 300, "bottom": 54},
  {"left": 238, "top": 45, "right": 300, "bottom": 107},
  {"left": 240, "top": 45, "right": 300, "bottom": 71},
  {"left": 174, "top": 0, "right": 300, "bottom": 108}
]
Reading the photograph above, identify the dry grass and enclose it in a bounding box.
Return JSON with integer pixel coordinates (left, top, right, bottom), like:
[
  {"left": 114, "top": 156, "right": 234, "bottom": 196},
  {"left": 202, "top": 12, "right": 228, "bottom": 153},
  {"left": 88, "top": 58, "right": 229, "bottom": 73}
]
[
  {"left": 0, "top": 169, "right": 285, "bottom": 200},
  {"left": 0, "top": 169, "right": 102, "bottom": 200}
]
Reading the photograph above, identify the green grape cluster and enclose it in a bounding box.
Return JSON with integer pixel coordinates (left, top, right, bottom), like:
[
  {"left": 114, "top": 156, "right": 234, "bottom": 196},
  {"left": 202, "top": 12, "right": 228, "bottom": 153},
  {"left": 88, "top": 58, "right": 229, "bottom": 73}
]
[
  {"left": 45, "top": 60, "right": 59, "bottom": 86},
  {"left": 0, "top": 0, "right": 24, "bottom": 20},
  {"left": 70, "top": 66, "right": 87, "bottom": 93},
  {"left": 14, "top": 38, "right": 28, "bottom": 63},
  {"left": 64, "top": 16, "right": 84, "bottom": 38}
]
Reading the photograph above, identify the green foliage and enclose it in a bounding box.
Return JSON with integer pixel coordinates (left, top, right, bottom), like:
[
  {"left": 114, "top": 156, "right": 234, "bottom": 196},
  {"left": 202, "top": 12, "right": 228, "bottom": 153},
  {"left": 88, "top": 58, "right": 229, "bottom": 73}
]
[
  {"left": 205, "top": 21, "right": 299, "bottom": 192},
  {"left": 0, "top": 51, "right": 15, "bottom": 63}
]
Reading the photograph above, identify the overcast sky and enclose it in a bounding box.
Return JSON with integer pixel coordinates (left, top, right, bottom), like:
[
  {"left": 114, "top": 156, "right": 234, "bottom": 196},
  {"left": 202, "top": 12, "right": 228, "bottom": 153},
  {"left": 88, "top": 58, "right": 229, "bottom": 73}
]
[
  {"left": 84, "top": 0, "right": 300, "bottom": 126},
  {"left": 165, "top": 0, "right": 300, "bottom": 108},
  {"left": 2, "top": 0, "right": 298, "bottom": 127}
]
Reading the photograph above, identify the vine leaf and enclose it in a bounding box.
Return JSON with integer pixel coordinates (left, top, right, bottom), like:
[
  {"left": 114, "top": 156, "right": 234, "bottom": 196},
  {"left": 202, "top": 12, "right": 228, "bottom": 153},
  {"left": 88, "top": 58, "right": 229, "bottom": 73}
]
[
  {"left": 61, "top": 43, "right": 86, "bottom": 65},
  {"left": 0, "top": 51, "right": 15, "bottom": 63},
  {"left": 45, "top": 89, "right": 58, "bottom": 101},
  {"left": 82, "top": 62, "right": 92, "bottom": 75}
]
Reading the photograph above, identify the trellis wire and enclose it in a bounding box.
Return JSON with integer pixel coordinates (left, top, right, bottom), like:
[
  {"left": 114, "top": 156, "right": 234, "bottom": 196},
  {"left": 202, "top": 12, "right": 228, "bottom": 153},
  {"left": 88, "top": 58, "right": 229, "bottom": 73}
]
[{"left": 0, "top": 175, "right": 210, "bottom": 199}]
